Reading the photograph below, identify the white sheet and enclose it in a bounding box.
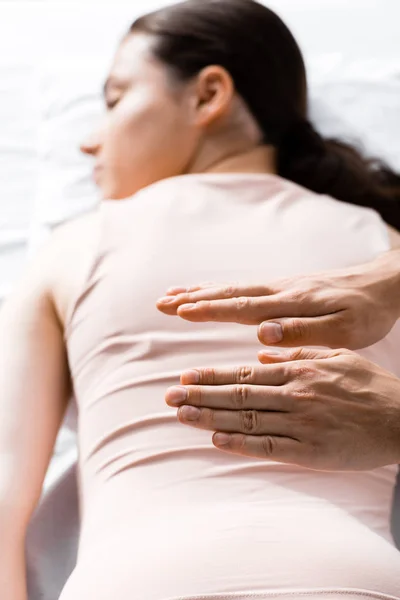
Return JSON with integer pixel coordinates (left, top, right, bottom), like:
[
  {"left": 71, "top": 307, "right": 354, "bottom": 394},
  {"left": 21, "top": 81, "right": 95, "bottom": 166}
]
[
  {"left": 0, "top": 63, "right": 38, "bottom": 299},
  {"left": 31, "top": 59, "right": 104, "bottom": 249}
]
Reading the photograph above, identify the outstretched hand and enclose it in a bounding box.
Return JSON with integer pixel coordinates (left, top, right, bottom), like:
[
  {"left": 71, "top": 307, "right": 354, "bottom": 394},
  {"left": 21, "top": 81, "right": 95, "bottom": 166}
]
[
  {"left": 165, "top": 348, "right": 400, "bottom": 471},
  {"left": 157, "top": 251, "right": 400, "bottom": 350}
]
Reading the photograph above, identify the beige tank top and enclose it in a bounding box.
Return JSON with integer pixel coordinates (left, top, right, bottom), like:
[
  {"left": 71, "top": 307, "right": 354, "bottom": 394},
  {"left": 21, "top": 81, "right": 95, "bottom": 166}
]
[{"left": 63, "top": 173, "right": 400, "bottom": 598}]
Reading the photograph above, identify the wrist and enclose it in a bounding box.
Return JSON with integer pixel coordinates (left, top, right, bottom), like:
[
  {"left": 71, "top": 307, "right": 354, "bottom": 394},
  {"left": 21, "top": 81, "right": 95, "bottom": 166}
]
[{"left": 369, "top": 249, "right": 400, "bottom": 317}]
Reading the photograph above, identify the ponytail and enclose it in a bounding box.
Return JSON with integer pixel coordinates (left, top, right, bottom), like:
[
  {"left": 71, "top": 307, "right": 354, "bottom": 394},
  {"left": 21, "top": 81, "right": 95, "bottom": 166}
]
[{"left": 278, "top": 120, "right": 400, "bottom": 230}]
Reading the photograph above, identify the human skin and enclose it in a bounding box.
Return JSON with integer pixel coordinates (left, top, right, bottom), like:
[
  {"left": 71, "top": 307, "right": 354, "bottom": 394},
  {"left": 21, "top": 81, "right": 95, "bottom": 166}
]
[
  {"left": 157, "top": 244, "right": 400, "bottom": 351},
  {"left": 159, "top": 237, "right": 400, "bottom": 469},
  {"left": 0, "top": 31, "right": 279, "bottom": 598},
  {"left": 163, "top": 347, "right": 400, "bottom": 471}
]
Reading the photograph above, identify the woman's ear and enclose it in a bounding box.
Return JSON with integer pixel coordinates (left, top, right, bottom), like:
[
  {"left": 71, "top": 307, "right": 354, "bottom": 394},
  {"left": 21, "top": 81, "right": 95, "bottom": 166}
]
[{"left": 191, "top": 65, "right": 235, "bottom": 127}]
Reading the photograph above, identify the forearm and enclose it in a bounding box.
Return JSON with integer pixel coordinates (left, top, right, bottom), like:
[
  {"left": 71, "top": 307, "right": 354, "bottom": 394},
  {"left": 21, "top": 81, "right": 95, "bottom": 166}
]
[
  {"left": 0, "top": 490, "right": 31, "bottom": 546},
  {"left": 0, "top": 520, "right": 27, "bottom": 600}
]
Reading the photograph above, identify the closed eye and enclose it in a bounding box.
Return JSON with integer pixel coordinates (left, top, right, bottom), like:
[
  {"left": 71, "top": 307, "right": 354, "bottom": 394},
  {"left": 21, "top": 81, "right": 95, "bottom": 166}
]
[{"left": 106, "top": 97, "right": 120, "bottom": 110}]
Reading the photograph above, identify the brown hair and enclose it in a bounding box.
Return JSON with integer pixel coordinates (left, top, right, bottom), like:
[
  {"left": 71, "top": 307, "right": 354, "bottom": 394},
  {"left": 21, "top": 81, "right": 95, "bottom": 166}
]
[{"left": 130, "top": 0, "right": 400, "bottom": 230}]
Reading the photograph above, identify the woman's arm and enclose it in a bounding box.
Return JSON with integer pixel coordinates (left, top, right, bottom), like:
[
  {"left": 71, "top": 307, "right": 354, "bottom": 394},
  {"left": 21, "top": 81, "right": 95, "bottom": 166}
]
[{"left": 0, "top": 241, "right": 71, "bottom": 600}]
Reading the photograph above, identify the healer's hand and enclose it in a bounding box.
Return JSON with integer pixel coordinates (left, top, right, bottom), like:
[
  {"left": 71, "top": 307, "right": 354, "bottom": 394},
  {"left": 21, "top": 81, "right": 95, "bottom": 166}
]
[
  {"left": 157, "top": 249, "right": 400, "bottom": 350},
  {"left": 165, "top": 348, "right": 400, "bottom": 471}
]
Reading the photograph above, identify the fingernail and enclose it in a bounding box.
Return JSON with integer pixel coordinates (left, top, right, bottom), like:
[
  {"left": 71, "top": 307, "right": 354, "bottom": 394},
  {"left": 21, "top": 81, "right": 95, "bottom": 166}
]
[
  {"left": 179, "top": 304, "right": 197, "bottom": 311},
  {"left": 158, "top": 296, "right": 176, "bottom": 304},
  {"left": 179, "top": 406, "right": 201, "bottom": 421},
  {"left": 166, "top": 386, "right": 188, "bottom": 406},
  {"left": 181, "top": 370, "right": 200, "bottom": 384},
  {"left": 214, "top": 433, "right": 232, "bottom": 446},
  {"left": 260, "top": 323, "right": 283, "bottom": 344}
]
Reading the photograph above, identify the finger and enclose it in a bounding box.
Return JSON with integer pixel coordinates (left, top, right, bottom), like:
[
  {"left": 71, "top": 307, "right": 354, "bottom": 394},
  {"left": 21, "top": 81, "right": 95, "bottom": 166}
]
[
  {"left": 177, "top": 405, "right": 295, "bottom": 437},
  {"left": 258, "top": 347, "right": 340, "bottom": 364},
  {"left": 158, "top": 288, "right": 333, "bottom": 323},
  {"left": 175, "top": 295, "right": 286, "bottom": 324},
  {"left": 165, "top": 287, "right": 189, "bottom": 295},
  {"left": 212, "top": 432, "right": 305, "bottom": 464},
  {"left": 165, "top": 281, "right": 217, "bottom": 295},
  {"left": 165, "top": 383, "right": 290, "bottom": 411},
  {"left": 257, "top": 312, "right": 347, "bottom": 348},
  {"left": 180, "top": 364, "right": 289, "bottom": 387},
  {"left": 156, "top": 283, "right": 276, "bottom": 317},
  {"left": 157, "top": 282, "right": 220, "bottom": 313}
]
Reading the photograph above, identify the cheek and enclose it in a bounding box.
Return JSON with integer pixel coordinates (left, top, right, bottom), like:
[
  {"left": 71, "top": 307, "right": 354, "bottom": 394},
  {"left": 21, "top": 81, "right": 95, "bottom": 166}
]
[
  {"left": 108, "top": 93, "right": 193, "bottom": 171},
  {"left": 99, "top": 88, "right": 197, "bottom": 199}
]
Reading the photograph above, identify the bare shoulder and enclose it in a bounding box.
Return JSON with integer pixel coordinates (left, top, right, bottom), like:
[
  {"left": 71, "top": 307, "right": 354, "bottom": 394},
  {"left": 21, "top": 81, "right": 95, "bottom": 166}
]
[
  {"left": 33, "top": 210, "right": 102, "bottom": 328},
  {"left": 49, "top": 210, "right": 101, "bottom": 246},
  {"left": 387, "top": 225, "right": 400, "bottom": 249}
]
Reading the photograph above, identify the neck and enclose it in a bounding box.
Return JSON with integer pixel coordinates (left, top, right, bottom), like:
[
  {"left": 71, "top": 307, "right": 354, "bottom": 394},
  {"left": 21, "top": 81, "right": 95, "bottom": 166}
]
[{"left": 187, "top": 143, "right": 277, "bottom": 177}]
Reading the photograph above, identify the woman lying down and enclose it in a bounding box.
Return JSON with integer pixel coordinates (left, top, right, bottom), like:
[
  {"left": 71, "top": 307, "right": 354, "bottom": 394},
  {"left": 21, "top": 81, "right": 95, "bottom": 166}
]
[{"left": 1, "top": 1, "right": 400, "bottom": 599}]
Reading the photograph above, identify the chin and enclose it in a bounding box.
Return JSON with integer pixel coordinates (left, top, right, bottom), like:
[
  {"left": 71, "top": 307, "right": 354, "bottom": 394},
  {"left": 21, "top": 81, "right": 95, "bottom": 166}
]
[{"left": 99, "top": 181, "right": 130, "bottom": 201}]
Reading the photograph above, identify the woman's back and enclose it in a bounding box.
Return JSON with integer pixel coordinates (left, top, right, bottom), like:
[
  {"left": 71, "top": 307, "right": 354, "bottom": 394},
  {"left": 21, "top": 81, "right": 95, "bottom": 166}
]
[{"left": 60, "top": 173, "right": 400, "bottom": 600}]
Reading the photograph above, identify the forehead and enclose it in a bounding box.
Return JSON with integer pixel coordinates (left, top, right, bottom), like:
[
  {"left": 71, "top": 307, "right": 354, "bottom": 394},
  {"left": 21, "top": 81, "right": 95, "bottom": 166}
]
[{"left": 107, "top": 33, "right": 160, "bottom": 86}]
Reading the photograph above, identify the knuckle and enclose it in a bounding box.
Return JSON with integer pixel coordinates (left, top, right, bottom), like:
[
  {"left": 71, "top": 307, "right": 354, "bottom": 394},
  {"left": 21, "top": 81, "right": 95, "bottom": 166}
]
[
  {"left": 348, "top": 354, "right": 366, "bottom": 371},
  {"left": 281, "top": 363, "right": 296, "bottom": 383},
  {"left": 287, "top": 348, "right": 307, "bottom": 361},
  {"left": 326, "top": 351, "right": 352, "bottom": 373},
  {"left": 333, "top": 347, "right": 353, "bottom": 357},
  {"left": 240, "top": 409, "right": 260, "bottom": 433},
  {"left": 334, "top": 348, "right": 361, "bottom": 368},
  {"left": 289, "top": 381, "right": 316, "bottom": 402},
  {"left": 192, "top": 385, "right": 204, "bottom": 407},
  {"left": 290, "top": 386, "right": 308, "bottom": 401},
  {"left": 235, "top": 296, "right": 251, "bottom": 311},
  {"left": 201, "top": 368, "right": 217, "bottom": 385},
  {"left": 289, "top": 318, "right": 309, "bottom": 342},
  {"left": 261, "top": 435, "right": 276, "bottom": 457},
  {"left": 291, "top": 363, "right": 316, "bottom": 380},
  {"left": 339, "top": 347, "right": 356, "bottom": 356},
  {"left": 235, "top": 366, "right": 255, "bottom": 384},
  {"left": 287, "top": 289, "right": 306, "bottom": 305},
  {"left": 305, "top": 364, "right": 318, "bottom": 379},
  {"left": 223, "top": 285, "right": 239, "bottom": 298},
  {"left": 234, "top": 385, "right": 250, "bottom": 409}
]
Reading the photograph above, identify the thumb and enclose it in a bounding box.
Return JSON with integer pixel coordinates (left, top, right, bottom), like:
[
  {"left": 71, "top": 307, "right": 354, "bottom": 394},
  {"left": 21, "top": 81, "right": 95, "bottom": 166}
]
[
  {"left": 257, "top": 313, "right": 344, "bottom": 348},
  {"left": 258, "top": 346, "right": 338, "bottom": 364}
]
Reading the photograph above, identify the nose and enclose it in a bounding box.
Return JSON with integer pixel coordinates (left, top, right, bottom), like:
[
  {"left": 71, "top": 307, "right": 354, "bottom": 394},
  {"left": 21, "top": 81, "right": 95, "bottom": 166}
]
[{"left": 80, "top": 130, "right": 102, "bottom": 156}]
